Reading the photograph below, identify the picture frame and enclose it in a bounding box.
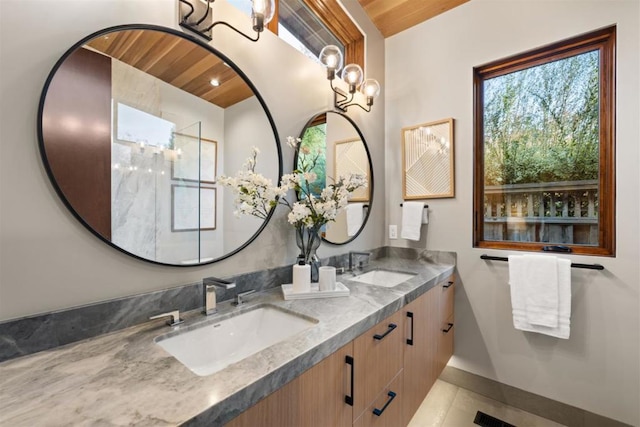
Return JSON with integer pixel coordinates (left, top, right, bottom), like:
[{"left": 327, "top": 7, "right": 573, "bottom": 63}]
[
  {"left": 334, "top": 138, "right": 371, "bottom": 202},
  {"left": 402, "top": 118, "right": 455, "bottom": 199},
  {"left": 171, "top": 133, "right": 217, "bottom": 184},
  {"left": 171, "top": 184, "right": 216, "bottom": 232}
]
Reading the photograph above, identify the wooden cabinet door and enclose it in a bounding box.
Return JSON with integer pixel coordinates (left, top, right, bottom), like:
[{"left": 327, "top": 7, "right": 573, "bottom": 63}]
[
  {"left": 353, "top": 371, "right": 404, "bottom": 427},
  {"left": 402, "top": 288, "right": 439, "bottom": 425},
  {"left": 225, "top": 341, "right": 353, "bottom": 427},
  {"left": 353, "top": 310, "right": 404, "bottom": 421}
]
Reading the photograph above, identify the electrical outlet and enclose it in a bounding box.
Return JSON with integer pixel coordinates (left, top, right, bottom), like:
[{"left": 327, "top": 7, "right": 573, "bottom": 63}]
[{"left": 389, "top": 224, "right": 398, "bottom": 239}]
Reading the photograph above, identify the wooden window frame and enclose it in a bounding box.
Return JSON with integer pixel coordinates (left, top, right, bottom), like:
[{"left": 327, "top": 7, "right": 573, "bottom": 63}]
[
  {"left": 472, "top": 26, "right": 616, "bottom": 256},
  {"left": 268, "top": 0, "right": 365, "bottom": 71}
]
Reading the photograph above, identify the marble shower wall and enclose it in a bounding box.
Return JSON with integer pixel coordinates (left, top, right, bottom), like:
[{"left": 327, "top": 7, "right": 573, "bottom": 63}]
[{"left": 110, "top": 57, "right": 225, "bottom": 264}]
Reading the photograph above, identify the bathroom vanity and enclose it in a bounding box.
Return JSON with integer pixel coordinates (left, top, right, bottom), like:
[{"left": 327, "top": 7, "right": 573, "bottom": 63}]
[
  {"left": 225, "top": 269, "right": 455, "bottom": 427},
  {"left": 0, "top": 251, "right": 455, "bottom": 426}
]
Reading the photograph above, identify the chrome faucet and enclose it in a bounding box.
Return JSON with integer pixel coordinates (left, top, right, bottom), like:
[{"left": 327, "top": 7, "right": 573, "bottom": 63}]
[
  {"left": 149, "top": 310, "right": 183, "bottom": 326},
  {"left": 349, "top": 251, "right": 371, "bottom": 272},
  {"left": 203, "top": 277, "right": 236, "bottom": 315}
]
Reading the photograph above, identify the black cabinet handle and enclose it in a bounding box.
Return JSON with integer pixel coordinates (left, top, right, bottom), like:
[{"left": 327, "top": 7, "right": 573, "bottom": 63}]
[
  {"left": 443, "top": 281, "right": 453, "bottom": 288},
  {"left": 442, "top": 322, "right": 454, "bottom": 333},
  {"left": 406, "top": 312, "right": 414, "bottom": 346},
  {"left": 543, "top": 245, "right": 572, "bottom": 253},
  {"left": 373, "top": 323, "right": 397, "bottom": 340},
  {"left": 372, "top": 391, "right": 397, "bottom": 416},
  {"left": 345, "top": 355, "right": 354, "bottom": 406}
]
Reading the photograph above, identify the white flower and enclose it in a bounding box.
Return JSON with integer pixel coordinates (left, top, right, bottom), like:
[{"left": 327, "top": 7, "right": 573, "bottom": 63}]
[
  {"left": 303, "top": 171, "right": 317, "bottom": 183},
  {"left": 220, "top": 136, "right": 367, "bottom": 228},
  {"left": 286, "top": 136, "right": 301, "bottom": 149},
  {"left": 288, "top": 202, "right": 312, "bottom": 225}
]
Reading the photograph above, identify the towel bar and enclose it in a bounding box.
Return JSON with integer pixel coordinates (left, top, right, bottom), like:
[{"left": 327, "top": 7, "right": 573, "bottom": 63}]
[
  {"left": 400, "top": 203, "right": 429, "bottom": 208},
  {"left": 480, "top": 254, "right": 604, "bottom": 270}
]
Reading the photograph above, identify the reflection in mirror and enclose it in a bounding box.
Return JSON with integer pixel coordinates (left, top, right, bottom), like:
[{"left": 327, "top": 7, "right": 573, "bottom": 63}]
[
  {"left": 296, "top": 111, "right": 373, "bottom": 245},
  {"left": 38, "top": 25, "right": 281, "bottom": 266}
]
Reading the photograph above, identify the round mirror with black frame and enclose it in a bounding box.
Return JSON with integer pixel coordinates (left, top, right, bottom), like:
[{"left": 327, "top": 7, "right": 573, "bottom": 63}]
[
  {"left": 294, "top": 111, "right": 373, "bottom": 245},
  {"left": 38, "top": 24, "right": 282, "bottom": 267}
]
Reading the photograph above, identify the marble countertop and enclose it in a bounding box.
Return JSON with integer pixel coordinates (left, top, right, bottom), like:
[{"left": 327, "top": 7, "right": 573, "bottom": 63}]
[{"left": 0, "top": 253, "right": 455, "bottom": 427}]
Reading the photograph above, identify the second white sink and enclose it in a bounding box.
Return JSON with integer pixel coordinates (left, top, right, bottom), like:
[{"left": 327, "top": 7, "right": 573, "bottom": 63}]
[
  {"left": 155, "top": 305, "right": 317, "bottom": 376},
  {"left": 349, "top": 269, "right": 416, "bottom": 287}
]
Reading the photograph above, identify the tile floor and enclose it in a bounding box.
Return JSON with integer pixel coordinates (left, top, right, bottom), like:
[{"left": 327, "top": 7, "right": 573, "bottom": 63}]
[{"left": 408, "top": 380, "right": 567, "bottom": 427}]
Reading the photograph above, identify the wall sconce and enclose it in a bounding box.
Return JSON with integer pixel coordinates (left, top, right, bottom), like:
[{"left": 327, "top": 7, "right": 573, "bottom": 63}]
[
  {"left": 319, "top": 45, "right": 381, "bottom": 113},
  {"left": 179, "top": 0, "right": 275, "bottom": 42}
]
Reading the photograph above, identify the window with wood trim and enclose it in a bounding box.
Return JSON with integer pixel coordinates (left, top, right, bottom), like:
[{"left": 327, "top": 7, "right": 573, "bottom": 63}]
[
  {"left": 473, "top": 26, "right": 616, "bottom": 256},
  {"left": 231, "top": 0, "right": 364, "bottom": 70}
]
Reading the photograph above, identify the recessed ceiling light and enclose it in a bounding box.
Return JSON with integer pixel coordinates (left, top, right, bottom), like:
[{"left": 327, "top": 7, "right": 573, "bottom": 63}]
[{"left": 210, "top": 79, "right": 220, "bottom": 87}]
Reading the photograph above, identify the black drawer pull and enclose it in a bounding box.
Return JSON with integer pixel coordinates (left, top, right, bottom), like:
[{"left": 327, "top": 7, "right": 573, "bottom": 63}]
[
  {"left": 443, "top": 281, "right": 453, "bottom": 288},
  {"left": 442, "top": 322, "right": 454, "bottom": 333},
  {"left": 345, "top": 355, "right": 354, "bottom": 406},
  {"left": 372, "top": 391, "right": 397, "bottom": 416},
  {"left": 543, "top": 245, "right": 572, "bottom": 253},
  {"left": 406, "top": 312, "right": 414, "bottom": 346},
  {"left": 373, "top": 323, "right": 397, "bottom": 340}
]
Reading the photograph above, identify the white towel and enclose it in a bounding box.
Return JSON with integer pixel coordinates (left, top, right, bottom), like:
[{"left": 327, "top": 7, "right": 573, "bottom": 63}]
[
  {"left": 509, "top": 255, "right": 572, "bottom": 339},
  {"left": 346, "top": 203, "right": 364, "bottom": 237},
  {"left": 421, "top": 208, "right": 429, "bottom": 224},
  {"left": 521, "top": 254, "right": 559, "bottom": 327},
  {"left": 401, "top": 202, "right": 424, "bottom": 241}
]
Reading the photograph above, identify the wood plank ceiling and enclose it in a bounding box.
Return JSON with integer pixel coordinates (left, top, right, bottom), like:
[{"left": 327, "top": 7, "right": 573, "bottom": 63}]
[
  {"left": 86, "top": 29, "right": 253, "bottom": 109},
  {"left": 357, "top": 0, "right": 471, "bottom": 38}
]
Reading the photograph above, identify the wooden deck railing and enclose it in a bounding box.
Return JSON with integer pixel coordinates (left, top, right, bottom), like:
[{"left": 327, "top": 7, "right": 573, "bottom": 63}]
[{"left": 484, "top": 180, "right": 598, "bottom": 244}]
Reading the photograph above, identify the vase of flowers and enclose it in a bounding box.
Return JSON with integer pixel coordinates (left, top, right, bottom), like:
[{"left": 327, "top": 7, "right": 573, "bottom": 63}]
[
  {"left": 219, "top": 137, "right": 367, "bottom": 281},
  {"left": 295, "top": 224, "right": 322, "bottom": 280}
]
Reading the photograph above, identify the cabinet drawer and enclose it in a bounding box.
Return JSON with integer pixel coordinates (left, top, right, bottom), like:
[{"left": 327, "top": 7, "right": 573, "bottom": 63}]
[
  {"left": 437, "top": 314, "right": 454, "bottom": 377},
  {"left": 440, "top": 275, "right": 455, "bottom": 321},
  {"left": 353, "top": 370, "right": 404, "bottom": 427},
  {"left": 353, "top": 310, "right": 404, "bottom": 421}
]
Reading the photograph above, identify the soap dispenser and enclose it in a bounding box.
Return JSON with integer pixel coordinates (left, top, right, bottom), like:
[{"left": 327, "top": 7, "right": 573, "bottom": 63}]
[{"left": 292, "top": 260, "right": 311, "bottom": 293}]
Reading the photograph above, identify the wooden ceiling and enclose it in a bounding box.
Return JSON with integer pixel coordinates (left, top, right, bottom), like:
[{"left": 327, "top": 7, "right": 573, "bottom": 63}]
[
  {"left": 357, "top": 0, "right": 471, "bottom": 38},
  {"left": 86, "top": 29, "right": 253, "bottom": 108}
]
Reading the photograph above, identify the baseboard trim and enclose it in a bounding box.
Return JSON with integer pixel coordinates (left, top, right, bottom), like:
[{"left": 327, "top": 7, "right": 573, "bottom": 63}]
[{"left": 440, "top": 366, "right": 633, "bottom": 427}]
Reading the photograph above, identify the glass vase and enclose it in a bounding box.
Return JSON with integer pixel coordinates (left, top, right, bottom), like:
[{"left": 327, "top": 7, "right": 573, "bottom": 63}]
[{"left": 295, "top": 225, "right": 322, "bottom": 282}]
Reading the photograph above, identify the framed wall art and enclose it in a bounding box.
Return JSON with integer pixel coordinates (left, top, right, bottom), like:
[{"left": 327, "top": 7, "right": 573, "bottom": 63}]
[
  {"left": 402, "top": 118, "right": 455, "bottom": 199},
  {"left": 171, "top": 133, "right": 217, "bottom": 184},
  {"left": 171, "top": 184, "right": 216, "bottom": 232}
]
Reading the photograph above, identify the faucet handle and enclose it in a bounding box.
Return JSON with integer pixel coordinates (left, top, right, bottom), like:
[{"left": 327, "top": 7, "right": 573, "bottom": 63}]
[
  {"left": 233, "top": 290, "right": 255, "bottom": 306},
  {"left": 149, "top": 310, "right": 183, "bottom": 326}
]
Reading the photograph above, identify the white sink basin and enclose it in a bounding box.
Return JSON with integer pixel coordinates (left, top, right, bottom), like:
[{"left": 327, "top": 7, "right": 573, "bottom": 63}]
[
  {"left": 154, "top": 305, "right": 317, "bottom": 376},
  {"left": 349, "top": 269, "right": 416, "bottom": 287}
]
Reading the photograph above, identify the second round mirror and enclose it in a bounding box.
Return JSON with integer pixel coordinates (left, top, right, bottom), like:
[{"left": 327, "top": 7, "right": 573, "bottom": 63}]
[{"left": 295, "top": 111, "right": 373, "bottom": 245}]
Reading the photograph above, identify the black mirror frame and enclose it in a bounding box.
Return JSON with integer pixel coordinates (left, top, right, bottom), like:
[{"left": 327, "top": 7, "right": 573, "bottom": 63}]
[
  {"left": 37, "top": 24, "right": 282, "bottom": 267},
  {"left": 294, "top": 110, "right": 374, "bottom": 245}
]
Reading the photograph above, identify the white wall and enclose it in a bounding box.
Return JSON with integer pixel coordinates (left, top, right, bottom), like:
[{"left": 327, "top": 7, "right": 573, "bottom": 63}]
[
  {"left": 222, "top": 95, "right": 279, "bottom": 251},
  {"left": 386, "top": 0, "right": 639, "bottom": 424},
  {"left": 0, "top": 0, "right": 385, "bottom": 320}
]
